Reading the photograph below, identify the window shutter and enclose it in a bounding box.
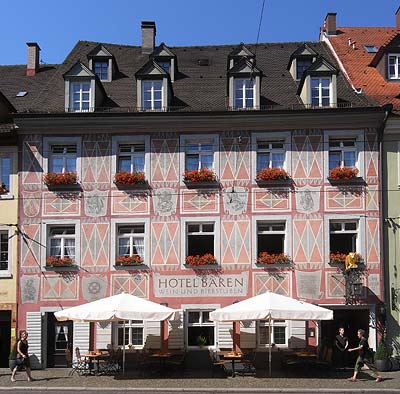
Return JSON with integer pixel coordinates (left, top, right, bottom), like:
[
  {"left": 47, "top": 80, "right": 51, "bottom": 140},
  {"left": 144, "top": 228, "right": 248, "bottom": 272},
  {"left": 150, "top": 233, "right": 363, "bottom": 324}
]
[
  {"left": 26, "top": 312, "right": 43, "bottom": 369},
  {"left": 73, "top": 322, "right": 90, "bottom": 362}
]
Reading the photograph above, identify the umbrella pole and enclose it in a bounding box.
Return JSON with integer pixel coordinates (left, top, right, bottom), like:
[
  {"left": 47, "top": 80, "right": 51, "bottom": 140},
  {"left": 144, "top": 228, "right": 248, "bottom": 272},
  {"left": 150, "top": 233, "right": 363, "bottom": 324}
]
[
  {"left": 123, "top": 321, "right": 126, "bottom": 375},
  {"left": 269, "top": 317, "right": 272, "bottom": 377}
]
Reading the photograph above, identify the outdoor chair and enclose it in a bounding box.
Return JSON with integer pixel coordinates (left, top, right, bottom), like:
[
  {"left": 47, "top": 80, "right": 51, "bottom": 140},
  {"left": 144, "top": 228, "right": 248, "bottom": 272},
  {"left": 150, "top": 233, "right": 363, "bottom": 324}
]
[
  {"left": 69, "top": 347, "right": 90, "bottom": 376},
  {"left": 97, "top": 348, "right": 120, "bottom": 375},
  {"left": 166, "top": 350, "right": 187, "bottom": 373},
  {"left": 209, "top": 349, "right": 228, "bottom": 377},
  {"left": 235, "top": 352, "right": 256, "bottom": 376}
]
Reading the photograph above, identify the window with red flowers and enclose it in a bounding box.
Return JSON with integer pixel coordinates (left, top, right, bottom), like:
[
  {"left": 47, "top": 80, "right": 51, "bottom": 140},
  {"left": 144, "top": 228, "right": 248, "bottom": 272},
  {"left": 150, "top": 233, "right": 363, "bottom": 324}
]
[
  {"left": 256, "top": 140, "right": 285, "bottom": 173},
  {"left": 117, "top": 224, "right": 145, "bottom": 264},
  {"left": 185, "top": 141, "right": 214, "bottom": 172},
  {"left": 47, "top": 226, "right": 76, "bottom": 264},
  {"left": 257, "top": 222, "right": 286, "bottom": 257},
  {"left": 329, "top": 138, "right": 357, "bottom": 171},
  {"left": 49, "top": 144, "right": 77, "bottom": 174},
  {"left": 186, "top": 223, "right": 215, "bottom": 258},
  {"left": 329, "top": 220, "right": 358, "bottom": 256},
  {"left": 117, "top": 143, "right": 145, "bottom": 173}
]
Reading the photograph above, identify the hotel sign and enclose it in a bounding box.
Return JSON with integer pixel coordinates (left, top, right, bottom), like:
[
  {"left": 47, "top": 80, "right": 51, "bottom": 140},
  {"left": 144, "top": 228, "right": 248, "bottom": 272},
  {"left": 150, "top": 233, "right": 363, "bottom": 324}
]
[{"left": 154, "top": 272, "right": 249, "bottom": 298}]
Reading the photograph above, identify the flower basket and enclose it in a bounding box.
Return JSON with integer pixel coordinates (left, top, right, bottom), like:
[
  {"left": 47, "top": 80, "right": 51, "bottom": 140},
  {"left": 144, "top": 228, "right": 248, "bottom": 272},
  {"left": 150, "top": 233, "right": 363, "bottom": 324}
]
[
  {"left": 185, "top": 253, "right": 217, "bottom": 267},
  {"left": 114, "top": 171, "right": 147, "bottom": 187},
  {"left": 256, "top": 167, "right": 290, "bottom": 181},
  {"left": 43, "top": 171, "right": 79, "bottom": 187},
  {"left": 115, "top": 255, "right": 144, "bottom": 266},
  {"left": 329, "top": 252, "right": 363, "bottom": 266},
  {"left": 256, "top": 252, "right": 292, "bottom": 265},
  {"left": 183, "top": 168, "right": 217, "bottom": 182},
  {"left": 0, "top": 183, "right": 9, "bottom": 195},
  {"left": 328, "top": 166, "right": 359, "bottom": 180},
  {"left": 45, "top": 256, "right": 75, "bottom": 268}
]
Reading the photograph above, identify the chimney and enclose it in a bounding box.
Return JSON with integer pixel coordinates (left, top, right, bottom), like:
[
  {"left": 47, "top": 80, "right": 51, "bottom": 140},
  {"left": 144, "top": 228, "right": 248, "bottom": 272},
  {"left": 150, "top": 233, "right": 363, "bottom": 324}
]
[
  {"left": 141, "top": 21, "right": 156, "bottom": 54},
  {"left": 396, "top": 7, "right": 400, "bottom": 28},
  {"left": 324, "top": 13, "right": 337, "bottom": 35},
  {"left": 26, "top": 42, "right": 40, "bottom": 76}
]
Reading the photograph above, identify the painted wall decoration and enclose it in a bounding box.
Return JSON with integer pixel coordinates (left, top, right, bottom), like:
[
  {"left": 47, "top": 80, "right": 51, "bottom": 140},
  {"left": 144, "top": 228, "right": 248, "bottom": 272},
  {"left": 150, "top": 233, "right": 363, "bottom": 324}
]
[
  {"left": 223, "top": 187, "right": 248, "bottom": 215},
  {"left": 326, "top": 272, "right": 345, "bottom": 298},
  {"left": 81, "top": 136, "right": 111, "bottom": 184},
  {"left": 81, "top": 223, "right": 110, "bottom": 268},
  {"left": 151, "top": 138, "right": 179, "bottom": 183},
  {"left": 153, "top": 188, "right": 177, "bottom": 216},
  {"left": 365, "top": 132, "right": 379, "bottom": 180},
  {"left": 22, "top": 138, "right": 42, "bottom": 186},
  {"left": 366, "top": 186, "right": 379, "bottom": 211},
  {"left": 84, "top": 190, "right": 108, "bottom": 217},
  {"left": 220, "top": 136, "right": 251, "bottom": 181},
  {"left": 111, "top": 191, "right": 149, "bottom": 215},
  {"left": 43, "top": 192, "right": 81, "bottom": 216},
  {"left": 20, "top": 224, "right": 41, "bottom": 269},
  {"left": 326, "top": 189, "right": 364, "bottom": 210},
  {"left": 82, "top": 275, "right": 108, "bottom": 302},
  {"left": 295, "top": 186, "right": 320, "bottom": 214},
  {"left": 111, "top": 274, "right": 148, "bottom": 298},
  {"left": 253, "top": 190, "right": 290, "bottom": 212},
  {"left": 366, "top": 218, "right": 380, "bottom": 266},
  {"left": 221, "top": 220, "right": 251, "bottom": 265},
  {"left": 22, "top": 192, "right": 42, "bottom": 217},
  {"left": 20, "top": 275, "right": 40, "bottom": 304},
  {"left": 151, "top": 221, "right": 179, "bottom": 265},
  {"left": 181, "top": 191, "right": 219, "bottom": 214},
  {"left": 293, "top": 219, "right": 323, "bottom": 265},
  {"left": 368, "top": 274, "right": 380, "bottom": 298},
  {"left": 295, "top": 270, "right": 323, "bottom": 300},
  {"left": 253, "top": 272, "right": 290, "bottom": 296},
  {"left": 40, "top": 275, "right": 79, "bottom": 301}
]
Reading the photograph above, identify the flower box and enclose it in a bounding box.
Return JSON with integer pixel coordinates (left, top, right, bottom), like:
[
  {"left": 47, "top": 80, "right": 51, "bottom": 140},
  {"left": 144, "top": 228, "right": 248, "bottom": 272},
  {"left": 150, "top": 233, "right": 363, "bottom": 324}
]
[
  {"left": 0, "top": 183, "right": 9, "bottom": 195},
  {"left": 256, "top": 167, "right": 291, "bottom": 181},
  {"left": 114, "top": 171, "right": 149, "bottom": 190},
  {"left": 43, "top": 171, "right": 80, "bottom": 189},
  {"left": 45, "top": 256, "right": 77, "bottom": 270},
  {"left": 183, "top": 169, "right": 219, "bottom": 188},
  {"left": 256, "top": 252, "right": 292, "bottom": 266},
  {"left": 328, "top": 167, "right": 364, "bottom": 185},
  {"left": 115, "top": 255, "right": 144, "bottom": 267},
  {"left": 329, "top": 252, "right": 363, "bottom": 267},
  {"left": 185, "top": 253, "right": 218, "bottom": 267}
]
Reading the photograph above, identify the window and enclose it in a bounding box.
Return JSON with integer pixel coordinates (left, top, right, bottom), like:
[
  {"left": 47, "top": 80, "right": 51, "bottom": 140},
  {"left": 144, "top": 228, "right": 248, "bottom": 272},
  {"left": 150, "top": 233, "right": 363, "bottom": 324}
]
[
  {"left": 117, "top": 225, "right": 145, "bottom": 260},
  {"left": 185, "top": 141, "right": 214, "bottom": 171},
  {"left": 364, "top": 45, "right": 378, "bottom": 54},
  {"left": 388, "top": 55, "right": 400, "bottom": 79},
  {"left": 116, "top": 320, "right": 144, "bottom": 348},
  {"left": 187, "top": 310, "right": 215, "bottom": 347},
  {"left": 70, "top": 82, "right": 91, "bottom": 112},
  {"left": 157, "top": 61, "right": 170, "bottom": 73},
  {"left": 256, "top": 140, "right": 285, "bottom": 172},
  {"left": 117, "top": 143, "right": 145, "bottom": 173},
  {"left": 94, "top": 61, "right": 108, "bottom": 81},
  {"left": 234, "top": 78, "right": 255, "bottom": 109},
  {"left": 311, "top": 77, "right": 330, "bottom": 107},
  {"left": 0, "top": 231, "right": 9, "bottom": 271},
  {"left": 0, "top": 157, "right": 11, "bottom": 193},
  {"left": 54, "top": 324, "right": 69, "bottom": 351},
  {"left": 187, "top": 223, "right": 214, "bottom": 256},
  {"left": 296, "top": 59, "right": 312, "bottom": 79},
  {"left": 142, "top": 80, "right": 163, "bottom": 110},
  {"left": 328, "top": 138, "right": 356, "bottom": 170},
  {"left": 48, "top": 226, "right": 76, "bottom": 261},
  {"left": 257, "top": 222, "right": 285, "bottom": 255},
  {"left": 49, "top": 144, "right": 77, "bottom": 173},
  {"left": 258, "top": 320, "right": 287, "bottom": 346},
  {"left": 329, "top": 221, "right": 358, "bottom": 254}
]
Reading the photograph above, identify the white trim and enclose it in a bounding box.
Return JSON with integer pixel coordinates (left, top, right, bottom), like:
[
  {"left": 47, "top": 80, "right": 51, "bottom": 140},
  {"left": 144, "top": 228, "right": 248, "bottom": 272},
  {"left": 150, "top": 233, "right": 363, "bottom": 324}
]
[
  {"left": 43, "top": 136, "right": 82, "bottom": 181},
  {"left": 180, "top": 216, "right": 220, "bottom": 268},
  {"left": 323, "top": 130, "right": 364, "bottom": 179},
  {"left": 251, "top": 215, "right": 292, "bottom": 268},
  {"left": 0, "top": 149, "right": 16, "bottom": 199},
  {"left": 110, "top": 218, "right": 150, "bottom": 269},
  {"left": 251, "top": 131, "right": 291, "bottom": 182},
  {"left": 0, "top": 226, "right": 13, "bottom": 277},
  {"left": 388, "top": 54, "right": 400, "bottom": 80},
  {"left": 41, "top": 219, "right": 81, "bottom": 268},
  {"left": 256, "top": 319, "right": 290, "bottom": 348},
  {"left": 111, "top": 135, "right": 150, "bottom": 185}
]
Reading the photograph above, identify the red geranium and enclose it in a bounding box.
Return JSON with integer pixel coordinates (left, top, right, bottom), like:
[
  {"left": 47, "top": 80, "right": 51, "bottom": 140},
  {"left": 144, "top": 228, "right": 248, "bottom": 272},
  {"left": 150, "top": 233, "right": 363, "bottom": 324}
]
[
  {"left": 256, "top": 252, "right": 292, "bottom": 265},
  {"left": 329, "top": 166, "right": 359, "bottom": 180},
  {"left": 329, "top": 252, "right": 362, "bottom": 265},
  {"left": 43, "top": 171, "right": 78, "bottom": 186},
  {"left": 114, "top": 171, "right": 146, "bottom": 185},
  {"left": 183, "top": 168, "right": 216, "bottom": 182},
  {"left": 185, "top": 253, "right": 217, "bottom": 266},
  {"left": 0, "top": 183, "right": 8, "bottom": 194},
  {"left": 115, "top": 255, "right": 144, "bottom": 266},
  {"left": 256, "top": 167, "right": 290, "bottom": 181},
  {"left": 46, "top": 256, "right": 74, "bottom": 267}
]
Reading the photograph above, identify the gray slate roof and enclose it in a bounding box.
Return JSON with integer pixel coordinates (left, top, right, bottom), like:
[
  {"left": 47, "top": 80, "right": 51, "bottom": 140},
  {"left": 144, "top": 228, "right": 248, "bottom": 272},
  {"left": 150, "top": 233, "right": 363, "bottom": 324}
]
[{"left": 0, "top": 40, "right": 373, "bottom": 113}]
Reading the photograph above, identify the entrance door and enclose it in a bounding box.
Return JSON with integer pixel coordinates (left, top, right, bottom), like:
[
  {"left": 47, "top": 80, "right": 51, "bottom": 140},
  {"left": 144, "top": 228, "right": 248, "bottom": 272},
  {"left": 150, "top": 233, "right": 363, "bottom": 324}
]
[
  {"left": 47, "top": 313, "right": 73, "bottom": 367},
  {"left": 186, "top": 310, "right": 215, "bottom": 349},
  {"left": 0, "top": 311, "right": 11, "bottom": 367}
]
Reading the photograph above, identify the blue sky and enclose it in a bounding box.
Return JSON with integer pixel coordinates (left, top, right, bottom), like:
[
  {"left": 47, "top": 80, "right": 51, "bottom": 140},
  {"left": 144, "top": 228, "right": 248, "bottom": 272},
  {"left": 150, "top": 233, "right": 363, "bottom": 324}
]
[{"left": 1, "top": 0, "right": 399, "bottom": 65}]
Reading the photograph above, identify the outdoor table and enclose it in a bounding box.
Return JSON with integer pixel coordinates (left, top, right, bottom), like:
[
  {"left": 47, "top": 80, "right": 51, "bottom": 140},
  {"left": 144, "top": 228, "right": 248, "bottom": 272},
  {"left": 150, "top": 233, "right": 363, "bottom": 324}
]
[
  {"left": 150, "top": 352, "right": 172, "bottom": 366},
  {"left": 84, "top": 351, "right": 109, "bottom": 374},
  {"left": 218, "top": 351, "right": 243, "bottom": 377}
]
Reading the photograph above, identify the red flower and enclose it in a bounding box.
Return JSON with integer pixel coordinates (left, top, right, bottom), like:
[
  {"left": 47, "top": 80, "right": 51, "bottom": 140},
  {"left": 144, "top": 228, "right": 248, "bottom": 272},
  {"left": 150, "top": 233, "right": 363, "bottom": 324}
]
[
  {"left": 114, "top": 171, "right": 146, "bottom": 185},
  {"left": 329, "top": 252, "right": 362, "bottom": 265},
  {"left": 115, "top": 255, "right": 144, "bottom": 266},
  {"left": 256, "top": 252, "right": 292, "bottom": 265},
  {"left": 256, "top": 167, "right": 290, "bottom": 181},
  {"left": 43, "top": 171, "right": 78, "bottom": 186},
  {"left": 46, "top": 256, "right": 74, "bottom": 267},
  {"left": 183, "top": 168, "right": 216, "bottom": 182},
  {"left": 0, "top": 183, "right": 8, "bottom": 194},
  {"left": 329, "top": 166, "right": 359, "bottom": 180},
  {"left": 185, "top": 253, "right": 217, "bottom": 266}
]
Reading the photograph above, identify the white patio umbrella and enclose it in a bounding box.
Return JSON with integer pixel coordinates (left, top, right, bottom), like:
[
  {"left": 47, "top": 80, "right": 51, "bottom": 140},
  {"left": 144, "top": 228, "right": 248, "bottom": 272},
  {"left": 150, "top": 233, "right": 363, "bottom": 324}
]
[
  {"left": 55, "top": 293, "right": 180, "bottom": 374},
  {"left": 210, "top": 291, "right": 333, "bottom": 376}
]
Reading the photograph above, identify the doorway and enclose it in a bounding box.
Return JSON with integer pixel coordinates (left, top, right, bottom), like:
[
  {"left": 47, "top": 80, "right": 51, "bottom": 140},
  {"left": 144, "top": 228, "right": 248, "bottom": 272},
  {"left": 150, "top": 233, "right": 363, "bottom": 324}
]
[
  {"left": 46, "top": 313, "right": 73, "bottom": 367},
  {"left": 0, "top": 311, "right": 11, "bottom": 367},
  {"left": 186, "top": 310, "right": 215, "bottom": 349}
]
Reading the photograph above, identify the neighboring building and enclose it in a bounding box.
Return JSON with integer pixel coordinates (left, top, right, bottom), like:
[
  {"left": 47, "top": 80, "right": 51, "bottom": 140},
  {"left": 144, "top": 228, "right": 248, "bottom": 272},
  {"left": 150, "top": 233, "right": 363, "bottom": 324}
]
[
  {"left": 321, "top": 10, "right": 400, "bottom": 354},
  {"left": 0, "top": 21, "right": 386, "bottom": 368},
  {"left": 0, "top": 91, "right": 18, "bottom": 367}
]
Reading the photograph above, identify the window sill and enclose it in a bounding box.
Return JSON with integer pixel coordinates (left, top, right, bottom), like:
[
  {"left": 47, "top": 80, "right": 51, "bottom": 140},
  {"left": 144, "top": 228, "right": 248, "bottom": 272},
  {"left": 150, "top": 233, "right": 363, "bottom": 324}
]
[
  {"left": 0, "top": 272, "right": 13, "bottom": 279},
  {"left": 114, "top": 264, "right": 149, "bottom": 270},
  {"left": 255, "top": 179, "right": 294, "bottom": 188},
  {"left": 0, "top": 193, "right": 14, "bottom": 200},
  {"left": 45, "top": 183, "right": 82, "bottom": 191},
  {"left": 114, "top": 181, "right": 150, "bottom": 191},
  {"left": 327, "top": 177, "right": 366, "bottom": 186},
  {"left": 44, "top": 264, "right": 79, "bottom": 271},
  {"left": 183, "top": 180, "right": 220, "bottom": 189}
]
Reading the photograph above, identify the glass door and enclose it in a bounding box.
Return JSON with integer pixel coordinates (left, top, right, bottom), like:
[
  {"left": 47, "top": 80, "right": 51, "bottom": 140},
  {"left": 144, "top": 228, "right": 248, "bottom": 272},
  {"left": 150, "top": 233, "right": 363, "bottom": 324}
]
[{"left": 186, "top": 310, "right": 215, "bottom": 349}]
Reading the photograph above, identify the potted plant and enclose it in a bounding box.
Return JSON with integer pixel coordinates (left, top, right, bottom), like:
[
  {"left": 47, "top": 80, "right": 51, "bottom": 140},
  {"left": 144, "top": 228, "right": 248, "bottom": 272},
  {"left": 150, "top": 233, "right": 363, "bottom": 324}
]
[
  {"left": 115, "top": 255, "right": 144, "bottom": 266},
  {"left": 374, "top": 341, "right": 391, "bottom": 372},
  {"left": 329, "top": 252, "right": 362, "bottom": 266},
  {"left": 43, "top": 171, "right": 78, "bottom": 186},
  {"left": 45, "top": 256, "right": 75, "bottom": 268},
  {"left": 196, "top": 335, "right": 207, "bottom": 347},
  {"left": 256, "top": 167, "right": 291, "bottom": 181},
  {"left": 185, "top": 253, "right": 217, "bottom": 267},
  {"left": 328, "top": 166, "right": 359, "bottom": 182},
  {"left": 256, "top": 252, "right": 292, "bottom": 265},
  {"left": 183, "top": 168, "right": 218, "bottom": 188},
  {"left": 114, "top": 171, "right": 147, "bottom": 186}
]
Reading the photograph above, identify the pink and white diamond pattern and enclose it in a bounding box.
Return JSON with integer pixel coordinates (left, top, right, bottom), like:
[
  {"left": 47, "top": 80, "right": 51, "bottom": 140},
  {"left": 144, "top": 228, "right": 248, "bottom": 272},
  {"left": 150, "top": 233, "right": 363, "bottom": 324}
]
[
  {"left": 292, "top": 133, "right": 323, "bottom": 180},
  {"left": 81, "top": 223, "right": 110, "bottom": 268},
  {"left": 20, "top": 224, "right": 41, "bottom": 268},
  {"left": 22, "top": 138, "right": 42, "bottom": 185},
  {"left": 111, "top": 274, "right": 148, "bottom": 298},
  {"left": 151, "top": 139, "right": 179, "bottom": 182},
  {"left": 253, "top": 273, "right": 290, "bottom": 296},
  {"left": 81, "top": 138, "right": 111, "bottom": 184},
  {"left": 151, "top": 222, "right": 180, "bottom": 265},
  {"left": 41, "top": 275, "right": 79, "bottom": 300},
  {"left": 220, "top": 137, "right": 250, "bottom": 181},
  {"left": 293, "top": 220, "right": 323, "bottom": 264},
  {"left": 221, "top": 220, "right": 251, "bottom": 265}
]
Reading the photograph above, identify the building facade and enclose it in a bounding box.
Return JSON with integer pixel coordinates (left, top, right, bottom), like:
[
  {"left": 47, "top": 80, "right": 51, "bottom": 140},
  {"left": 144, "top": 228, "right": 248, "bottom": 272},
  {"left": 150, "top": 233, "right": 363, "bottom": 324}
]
[{"left": 0, "top": 22, "right": 386, "bottom": 368}]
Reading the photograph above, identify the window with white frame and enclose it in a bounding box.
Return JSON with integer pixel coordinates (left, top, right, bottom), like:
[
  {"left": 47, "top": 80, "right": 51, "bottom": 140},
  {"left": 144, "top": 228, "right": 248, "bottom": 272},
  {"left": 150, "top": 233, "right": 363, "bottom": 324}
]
[
  {"left": 70, "top": 82, "right": 91, "bottom": 112},
  {"left": 296, "top": 59, "right": 313, "bottom": 80},
  {"left": 185, "top": 141, "right": 214, "bottom": 171},
  {"left": 49, "top": 144, "right": 77, "bottom": 173},
  {"left": 117, "top": 143, "right": 145, "bottom": 173},
  {"left": 117, "top": 225, "right": 145, "bottom": 260},
  {"left": 311, "top": 77, "right": 330, "bottom": 107},
  {"left": 256, "top": 140, "right": 285, "bottom": 172},
  {"left": 115, "top": 320, "right": 144, "bottom": 348},
  {"left": 257, "top": 222, "right": 286, "bottom": 255},
  {"left": 328, "top": 138, "right": 357, "bottom": 170},
  {"left": 329, "top": 221, "right": 358, "bottom": 254},
  {"left": 142, "top": 80, "right": 163, "bottom": 110},
  {"left": 48, "top": 226, "right": 76, "bottom": 261},
  {"left": 0, "top": 157, "right": 11, "bottom": 193},
  {"left": 157, "top": 61, "right": 170, "bottom": 73},
  {"left": 94, "top": 61, "right": 108, "bottom": 81},
  {"left": 234, "top": 78, "right": 255, "bottom": 109},
  {"left": 388, "top": 55, "right": 400, "bottom": 79},
  {"left": 187, "top": 223, "right": 214, "bottom": 257},
  {"left": 258, "top": 320, "right": 287, "bottom": 346},
  {"left": 187, "top": 310, "right": 215, "bottom": 347},
  {"left": 0, "top": 231, "right": 9, "bottom": 271}
]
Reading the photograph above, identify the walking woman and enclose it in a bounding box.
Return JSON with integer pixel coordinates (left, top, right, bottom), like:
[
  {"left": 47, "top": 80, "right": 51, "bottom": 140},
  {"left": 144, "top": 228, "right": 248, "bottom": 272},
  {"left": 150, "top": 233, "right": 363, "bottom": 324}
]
[
  {"left": 10, "top": 330, "right": 33, "bottom": 382},
  {"left": 347, "top": 328, "right": 382, "bottom": 382}
]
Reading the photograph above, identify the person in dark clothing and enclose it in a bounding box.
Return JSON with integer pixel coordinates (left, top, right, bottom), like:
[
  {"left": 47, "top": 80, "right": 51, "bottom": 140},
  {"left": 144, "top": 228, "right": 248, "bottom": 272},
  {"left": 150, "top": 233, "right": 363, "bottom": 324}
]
[
  {"left": 10, "top": 330, "right": 33, "bottom": 382},
  {"left": 347, "top": 328, "right": 382, "bottom": 382},
  {"left": 334, "top": 327, "right": 348, "bottom": 368}
]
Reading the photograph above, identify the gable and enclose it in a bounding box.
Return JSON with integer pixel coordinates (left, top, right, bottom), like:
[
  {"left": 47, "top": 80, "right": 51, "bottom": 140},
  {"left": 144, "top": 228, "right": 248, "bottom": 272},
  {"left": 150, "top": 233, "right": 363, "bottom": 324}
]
[
  {"left": 135, "top": 59, "right": 168, "bottom": 78},
  {"left": 87, "top": 44, "right": 113, "bottom": 58},
  {"left": 228, "top": 58, "right": 261, "bottom": 75},
  {"left": 306, "top": 57, "right": 337, "bottom": 74},
  {"left": 229, "top": 43, "right": 255, "bottom": 58},
  {"left": 152, "top": 43, "right": 175, "bottom": 58},
  {"left": 64, "top": 62, "right": 95, "bottom": 78}
]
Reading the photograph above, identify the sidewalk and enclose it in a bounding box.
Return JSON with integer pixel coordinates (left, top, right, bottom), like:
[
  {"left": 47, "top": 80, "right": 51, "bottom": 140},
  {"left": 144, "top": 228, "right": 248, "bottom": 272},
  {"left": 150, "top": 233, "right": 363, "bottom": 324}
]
[{"left": 0, "top": 367, "right": 399, "bottom": 393}]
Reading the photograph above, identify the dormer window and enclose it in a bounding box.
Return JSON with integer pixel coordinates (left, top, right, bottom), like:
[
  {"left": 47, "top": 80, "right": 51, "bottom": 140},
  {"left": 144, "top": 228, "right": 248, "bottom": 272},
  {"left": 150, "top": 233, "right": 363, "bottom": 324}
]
[
  {"left": 288, "top": 43, "right": 317, "bottom": 81},
  {"left": 296, "top": 58, "right": 313, "bottom": 79},
  {"left": 94, "top": 61, "right": 109, "bottom": 81},
  {"left": 388, "top": 54, "right": 400, "bottom": 79},
  {"left": 142, "top": 80, "right": 163, "bottom": 110},
  {"left": 71, "top": 82, "right": 91, "bottom": 112},
  {"left": 157, "top": 61, "right": 170, "bottom": 73},
  {"left": 87, "top": 44, "right": 115, "bottom": 82},
  {"left": 234, "top": 78, "right": 255, "bottom": 109},
  {"left": 311, "top": 77, "right": 330, "bottom": 107}
]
